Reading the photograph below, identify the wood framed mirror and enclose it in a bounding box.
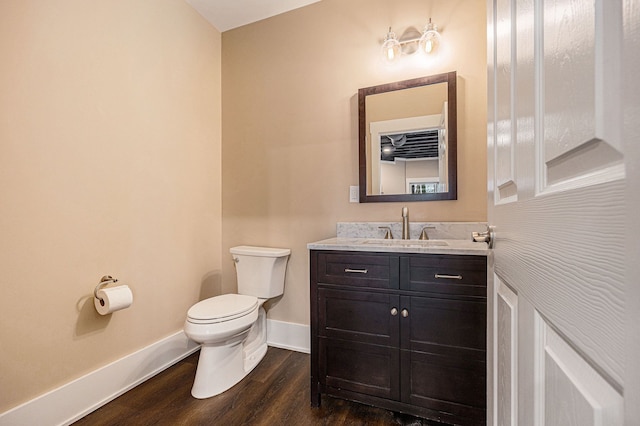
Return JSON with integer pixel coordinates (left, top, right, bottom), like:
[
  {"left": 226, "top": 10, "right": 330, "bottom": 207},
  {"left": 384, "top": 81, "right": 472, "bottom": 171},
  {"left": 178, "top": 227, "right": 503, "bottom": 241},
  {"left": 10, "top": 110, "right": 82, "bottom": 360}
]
[{"left": 358, "top": 71, "right": 457, "bottom": 202}]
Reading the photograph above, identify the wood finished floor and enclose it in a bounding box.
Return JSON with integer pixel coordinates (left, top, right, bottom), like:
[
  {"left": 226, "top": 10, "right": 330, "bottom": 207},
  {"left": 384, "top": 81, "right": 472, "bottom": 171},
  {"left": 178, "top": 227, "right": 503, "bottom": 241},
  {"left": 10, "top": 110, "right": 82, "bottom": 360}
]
[{"left": 73, "top": 347, "right": 446, "bottom": 426}]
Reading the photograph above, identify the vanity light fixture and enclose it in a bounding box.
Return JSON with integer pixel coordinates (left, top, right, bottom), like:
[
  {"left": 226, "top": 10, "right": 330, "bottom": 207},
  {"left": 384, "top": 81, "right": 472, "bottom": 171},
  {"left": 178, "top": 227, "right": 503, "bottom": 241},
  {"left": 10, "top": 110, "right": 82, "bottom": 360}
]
[{"left": 381, "top": 18, "right": 441, "bottom": 62}]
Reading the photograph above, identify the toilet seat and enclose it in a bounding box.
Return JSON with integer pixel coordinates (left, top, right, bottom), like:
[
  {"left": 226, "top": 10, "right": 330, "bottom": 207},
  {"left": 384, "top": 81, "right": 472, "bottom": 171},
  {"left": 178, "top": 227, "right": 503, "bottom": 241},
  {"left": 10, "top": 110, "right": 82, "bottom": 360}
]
[{"left": 187, "top": 294, "right": 258, "bottom": 324}]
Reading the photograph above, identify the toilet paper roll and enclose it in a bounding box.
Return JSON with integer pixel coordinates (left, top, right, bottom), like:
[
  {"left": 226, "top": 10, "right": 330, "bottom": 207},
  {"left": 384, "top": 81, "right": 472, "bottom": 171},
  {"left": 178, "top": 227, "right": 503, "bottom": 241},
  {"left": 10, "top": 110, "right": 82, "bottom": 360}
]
[{"left": 94, "top": 285, "right": 133, "bottom": 315}]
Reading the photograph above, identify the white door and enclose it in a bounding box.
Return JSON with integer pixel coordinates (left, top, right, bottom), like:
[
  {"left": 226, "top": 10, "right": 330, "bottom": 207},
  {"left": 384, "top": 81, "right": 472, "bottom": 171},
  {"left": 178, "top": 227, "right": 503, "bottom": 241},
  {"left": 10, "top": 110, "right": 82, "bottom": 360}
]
[{"left": 486, "top": 0, "right": 639, "bottom": 425}]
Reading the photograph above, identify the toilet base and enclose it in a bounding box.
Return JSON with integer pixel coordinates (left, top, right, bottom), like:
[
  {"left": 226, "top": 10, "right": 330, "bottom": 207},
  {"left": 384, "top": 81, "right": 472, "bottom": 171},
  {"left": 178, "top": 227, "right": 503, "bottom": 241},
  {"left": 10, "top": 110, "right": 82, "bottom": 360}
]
[
  {"left": 190, "top": 307, "right": 268, "bottom": 399},
  {"left": 191, "top": 331, "right": 247, "bottom": 399},
  {"left": 243, "top": 306, "right": 268, "bottom": 373}
]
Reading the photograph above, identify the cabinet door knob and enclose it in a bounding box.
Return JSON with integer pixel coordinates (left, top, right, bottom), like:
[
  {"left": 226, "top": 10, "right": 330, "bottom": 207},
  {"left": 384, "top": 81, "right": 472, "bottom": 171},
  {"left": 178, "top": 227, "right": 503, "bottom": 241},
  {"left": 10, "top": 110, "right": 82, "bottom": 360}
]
[
  {"left": 401, "top": 309, "right": 409, "bottom": 318},
  {"left": 390, "top": 307, "right": 398, "bottom": 316}
]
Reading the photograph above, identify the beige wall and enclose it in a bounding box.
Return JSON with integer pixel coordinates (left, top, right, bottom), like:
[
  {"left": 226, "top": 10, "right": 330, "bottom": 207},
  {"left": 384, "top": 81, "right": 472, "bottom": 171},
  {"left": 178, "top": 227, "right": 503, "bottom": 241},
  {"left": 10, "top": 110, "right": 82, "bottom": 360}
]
[
  {"left": 367, "top": 83, "right": 448, "bottom": 122},
  {"left": 222, "top": 0, "right": 487, "bottom": 325},
  {"left": 0, "top": 0, "right": 222, "bottom": 412}
]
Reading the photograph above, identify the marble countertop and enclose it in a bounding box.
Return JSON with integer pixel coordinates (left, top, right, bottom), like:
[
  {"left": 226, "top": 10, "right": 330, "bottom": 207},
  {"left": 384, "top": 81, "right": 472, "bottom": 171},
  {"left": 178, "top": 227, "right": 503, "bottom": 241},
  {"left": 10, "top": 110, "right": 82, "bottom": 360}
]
[{"left": 307, "top": 237, "right": 489, "bottom": 256}]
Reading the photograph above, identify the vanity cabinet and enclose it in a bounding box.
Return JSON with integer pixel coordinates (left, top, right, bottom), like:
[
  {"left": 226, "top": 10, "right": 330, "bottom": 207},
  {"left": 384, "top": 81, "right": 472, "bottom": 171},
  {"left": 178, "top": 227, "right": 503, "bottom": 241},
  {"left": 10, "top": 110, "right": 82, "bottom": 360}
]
[{"left": 310, "top": 250, "right": 487, "bottom": 426}]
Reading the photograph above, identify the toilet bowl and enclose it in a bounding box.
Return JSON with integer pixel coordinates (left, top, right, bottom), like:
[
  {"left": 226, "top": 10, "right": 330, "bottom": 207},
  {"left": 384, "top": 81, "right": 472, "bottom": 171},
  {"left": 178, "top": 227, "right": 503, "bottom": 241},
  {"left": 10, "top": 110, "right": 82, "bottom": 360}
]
[{"left": 184, "top": 245, "right": 290, "bottom": 399}]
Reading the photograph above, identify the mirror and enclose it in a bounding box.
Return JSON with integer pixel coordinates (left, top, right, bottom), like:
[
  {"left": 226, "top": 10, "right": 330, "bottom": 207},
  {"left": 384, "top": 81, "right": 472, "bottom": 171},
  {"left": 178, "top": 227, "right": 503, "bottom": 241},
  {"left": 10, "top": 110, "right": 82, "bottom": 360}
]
[{"left": 358, "top": 72, "right": 457, "bottom": 202}]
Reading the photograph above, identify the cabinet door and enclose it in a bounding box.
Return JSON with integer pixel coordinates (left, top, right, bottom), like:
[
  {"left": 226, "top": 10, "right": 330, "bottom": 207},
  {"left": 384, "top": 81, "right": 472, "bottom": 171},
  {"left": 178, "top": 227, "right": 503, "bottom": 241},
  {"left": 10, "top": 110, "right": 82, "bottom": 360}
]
[
  {"left": 400, "top": 295, "right": 486, "bottom": 354},
  {"left": 317, "top": 288, "right": 401, "bottom": 400},
  {"left": 319, "top": 338, "right": 400, "bottom": 400},
  {"left": 318, "top": 288, "right": 399, "bottom": 346},
  {"left": 400, "top": 350, "right": 486, "bottom": 425},
  {"left": 399, "top": 295, "right": 486, "bottom": 423}
]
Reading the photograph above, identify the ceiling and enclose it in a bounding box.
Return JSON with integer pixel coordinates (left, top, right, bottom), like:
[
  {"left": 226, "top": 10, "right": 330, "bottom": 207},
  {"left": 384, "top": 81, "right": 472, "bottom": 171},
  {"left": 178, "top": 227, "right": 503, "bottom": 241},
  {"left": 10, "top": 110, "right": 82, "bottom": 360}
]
[
  {"left": 381, "top": 130, "right": 441, "bottom": 161},
  {"left": 185, "top": 0, "right": 322, "bottom": 32}
]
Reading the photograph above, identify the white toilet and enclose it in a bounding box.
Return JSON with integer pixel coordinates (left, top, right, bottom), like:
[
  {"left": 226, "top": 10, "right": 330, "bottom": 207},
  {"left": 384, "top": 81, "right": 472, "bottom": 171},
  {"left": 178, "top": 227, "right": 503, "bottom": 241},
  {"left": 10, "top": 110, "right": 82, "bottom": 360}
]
[{"left": 184, "top": 245, "right": 290, "bottom": 399}]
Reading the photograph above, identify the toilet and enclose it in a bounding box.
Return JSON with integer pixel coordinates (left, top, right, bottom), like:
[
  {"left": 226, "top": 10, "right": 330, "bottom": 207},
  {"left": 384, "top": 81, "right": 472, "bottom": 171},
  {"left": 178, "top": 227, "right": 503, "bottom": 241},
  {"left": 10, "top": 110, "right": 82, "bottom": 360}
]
[{"left": 184, "top": 245, "right": 291, "bottom": 399}]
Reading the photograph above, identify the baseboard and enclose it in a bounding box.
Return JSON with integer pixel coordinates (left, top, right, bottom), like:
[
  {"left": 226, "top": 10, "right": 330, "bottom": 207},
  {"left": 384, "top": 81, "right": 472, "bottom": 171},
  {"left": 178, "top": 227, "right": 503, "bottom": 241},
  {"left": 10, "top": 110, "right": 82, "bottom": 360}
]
[
  {"left": 0, "top": 331, "right": 200, "bottom": 426},
  {"left": 0, "top": 321, "right": 309, "bottom": 426},
  {"left": 266, "top": 319, "right": 310, "bottom": 354}
]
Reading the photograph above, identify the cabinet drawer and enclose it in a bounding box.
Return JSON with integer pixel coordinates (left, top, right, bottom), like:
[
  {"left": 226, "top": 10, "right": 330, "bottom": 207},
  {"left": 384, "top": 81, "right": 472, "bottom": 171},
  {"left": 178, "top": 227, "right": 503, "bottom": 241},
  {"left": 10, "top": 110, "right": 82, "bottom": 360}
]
[
  {"left": 402, "top": 255, "right": 487, "bottom": 296},
  {"left": 317, "top": 252, "right": 398, "bottom": 289}
]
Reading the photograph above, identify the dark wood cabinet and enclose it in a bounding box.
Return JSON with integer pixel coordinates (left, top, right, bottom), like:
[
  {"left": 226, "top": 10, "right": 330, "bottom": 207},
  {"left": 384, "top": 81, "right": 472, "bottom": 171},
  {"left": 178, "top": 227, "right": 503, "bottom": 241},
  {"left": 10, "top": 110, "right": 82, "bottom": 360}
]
[{"left": 310, "top": 250, "right": 487, "bottom": 426}]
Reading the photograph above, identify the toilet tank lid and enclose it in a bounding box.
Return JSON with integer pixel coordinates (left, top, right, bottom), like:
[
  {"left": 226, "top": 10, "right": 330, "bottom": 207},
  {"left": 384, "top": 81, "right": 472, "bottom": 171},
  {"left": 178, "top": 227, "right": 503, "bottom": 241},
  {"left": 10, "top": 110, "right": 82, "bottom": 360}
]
[{"left": 230, "top": 245, "right": 291, "bottom": 257}]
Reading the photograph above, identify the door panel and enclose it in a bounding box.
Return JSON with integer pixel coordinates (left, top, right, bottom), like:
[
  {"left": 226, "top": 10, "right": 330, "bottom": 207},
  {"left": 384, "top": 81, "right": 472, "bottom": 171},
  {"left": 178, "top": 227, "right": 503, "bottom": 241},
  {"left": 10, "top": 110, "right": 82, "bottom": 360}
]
[
  {"left": 534, "top": 313, "right": 623, "bottom": 425},
  {"left": 494, "top": 0, "right": 518, "bottom": 203},
  {"left": 541, "top": 0, "right": 623, "bottom": 192},
  {"left": 495, "top": 277, "right": 518, "bottom": 426}
]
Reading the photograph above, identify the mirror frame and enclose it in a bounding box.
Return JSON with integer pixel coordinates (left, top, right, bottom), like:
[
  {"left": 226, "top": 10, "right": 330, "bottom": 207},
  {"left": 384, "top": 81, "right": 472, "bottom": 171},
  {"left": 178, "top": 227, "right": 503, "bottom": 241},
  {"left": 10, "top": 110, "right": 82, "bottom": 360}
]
[{"left": 358, "top": 71, "right": 457, "bottom": 203}]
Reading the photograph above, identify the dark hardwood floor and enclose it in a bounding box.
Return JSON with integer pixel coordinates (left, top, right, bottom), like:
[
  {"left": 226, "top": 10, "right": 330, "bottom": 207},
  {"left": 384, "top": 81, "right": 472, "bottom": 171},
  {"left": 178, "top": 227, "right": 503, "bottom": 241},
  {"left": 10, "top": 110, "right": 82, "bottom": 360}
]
[{"left": 73, "top": 347, "right": 445, "bottom": 426}]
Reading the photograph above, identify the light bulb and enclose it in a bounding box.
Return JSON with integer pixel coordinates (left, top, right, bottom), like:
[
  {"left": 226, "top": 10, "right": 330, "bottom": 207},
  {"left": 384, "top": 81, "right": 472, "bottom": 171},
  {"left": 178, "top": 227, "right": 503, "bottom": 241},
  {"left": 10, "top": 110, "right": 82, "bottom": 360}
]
[
  {"left": 381, "top": 28, "right": 401, "bottom": 62},
  {"left": 386, "top": 46, "right": 396, "bottom": 61},
  {"left": 419, "top": 19, "right": 440, "bottom": 55},
  {"left": 424, "top": 38, "right": 434, "bottom": 53}
]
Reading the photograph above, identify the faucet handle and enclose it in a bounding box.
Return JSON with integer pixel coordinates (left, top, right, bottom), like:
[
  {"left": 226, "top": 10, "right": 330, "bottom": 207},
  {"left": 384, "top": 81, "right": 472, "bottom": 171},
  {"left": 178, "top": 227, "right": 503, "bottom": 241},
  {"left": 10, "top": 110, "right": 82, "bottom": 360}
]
[
  {"left": 419, "top": 226, "right": 436, "bottom": 240},
  {"left": 378, "top": 226, "right": 393, "bottom": 239}
]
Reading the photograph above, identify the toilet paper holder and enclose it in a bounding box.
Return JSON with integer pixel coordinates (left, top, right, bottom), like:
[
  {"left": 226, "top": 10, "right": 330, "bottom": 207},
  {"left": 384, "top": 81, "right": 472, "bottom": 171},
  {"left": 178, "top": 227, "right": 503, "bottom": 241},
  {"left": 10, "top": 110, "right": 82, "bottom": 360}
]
[{"left": 94, "top": 275, "right": 119, "bottom": 304}]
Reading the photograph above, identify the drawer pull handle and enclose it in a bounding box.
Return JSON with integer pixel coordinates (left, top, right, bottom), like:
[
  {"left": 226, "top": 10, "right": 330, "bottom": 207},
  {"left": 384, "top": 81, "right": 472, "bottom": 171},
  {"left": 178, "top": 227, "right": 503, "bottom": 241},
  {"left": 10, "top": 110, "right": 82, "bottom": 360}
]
[
  {"left": 345, "top": 268, "right": 368, "bottom": 274},
  {"left": 401, "top": 309, "right": 409, "bottom": 318},
  {"left": 435, "top": 274, "right": 463, "bottom": 280},
  {"left": 390, "top": 307, "right": 398, "bottom": 316}
]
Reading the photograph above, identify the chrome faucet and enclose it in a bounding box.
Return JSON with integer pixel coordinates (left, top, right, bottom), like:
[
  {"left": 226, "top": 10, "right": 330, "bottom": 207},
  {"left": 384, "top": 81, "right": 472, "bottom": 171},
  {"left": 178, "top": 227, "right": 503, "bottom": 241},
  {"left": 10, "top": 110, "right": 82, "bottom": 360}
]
[{"left": 401, "top": 207, "right": 409, "bottom": 239}]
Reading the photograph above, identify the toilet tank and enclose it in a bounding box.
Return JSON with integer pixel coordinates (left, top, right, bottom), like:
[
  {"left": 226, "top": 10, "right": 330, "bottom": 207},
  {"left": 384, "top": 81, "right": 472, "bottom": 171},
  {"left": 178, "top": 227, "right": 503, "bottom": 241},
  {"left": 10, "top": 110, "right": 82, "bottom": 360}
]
[{"left": 230, "top": 246, "right": 291, "bottom": 298}]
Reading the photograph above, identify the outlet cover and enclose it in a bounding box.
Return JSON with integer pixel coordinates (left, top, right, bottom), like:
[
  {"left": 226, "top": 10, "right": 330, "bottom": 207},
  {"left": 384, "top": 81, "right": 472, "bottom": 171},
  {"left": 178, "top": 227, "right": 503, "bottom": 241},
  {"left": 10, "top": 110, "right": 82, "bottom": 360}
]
[{"left": 349, "top": 186, "right": 359, "bottom": 203}]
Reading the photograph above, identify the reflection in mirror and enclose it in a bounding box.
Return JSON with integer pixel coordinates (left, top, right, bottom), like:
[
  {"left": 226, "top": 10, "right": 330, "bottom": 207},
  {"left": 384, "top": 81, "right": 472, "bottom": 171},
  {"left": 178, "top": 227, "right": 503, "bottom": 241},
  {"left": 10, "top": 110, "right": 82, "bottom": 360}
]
[{"left": 358, "top": 72, "right": 457, "bottom": 202}]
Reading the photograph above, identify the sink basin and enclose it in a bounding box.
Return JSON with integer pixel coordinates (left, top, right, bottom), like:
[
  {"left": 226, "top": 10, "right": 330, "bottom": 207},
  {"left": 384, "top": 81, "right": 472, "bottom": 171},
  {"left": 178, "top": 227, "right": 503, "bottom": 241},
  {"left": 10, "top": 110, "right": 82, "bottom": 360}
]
[{"left": 362, "top": 239, "right": 449, "bottom": 247}]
